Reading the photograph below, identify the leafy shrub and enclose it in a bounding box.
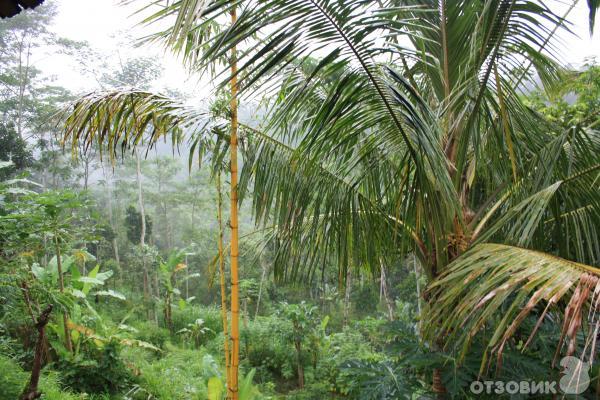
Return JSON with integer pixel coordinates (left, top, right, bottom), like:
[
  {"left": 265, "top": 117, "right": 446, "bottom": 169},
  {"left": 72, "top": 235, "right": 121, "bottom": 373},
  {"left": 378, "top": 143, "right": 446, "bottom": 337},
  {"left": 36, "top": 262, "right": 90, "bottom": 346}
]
[
  {"left": 0, "top": 354, "right": 28, "bottom": 400},
  {"left": 171, "top": 304, "right": 221, "bottom": 344},
  {"left": 39, "top": 372, "right": 84, "bottom": 400},
  {"left": 316, "top": 327, "right": 384, "bottom": 395},
  {"left": 128, "top": 347, "right": 219, "bottom": 400},
  {"left": 242, "top": 315, "right": 295, "bottom": 384},
  {"left": 0, "top": 355, "right": 81, "bottom": 400},
  {"left": 55, "top": 341, "right": 133, "bottom": 395},
  {"left": 132, "top": 320, "right": 171, "bottom": 349},
  {"left": 350, "top": 284, "right": 378, "bottom": 317},
  {"left": 285, "top": 382, "right": 332, "bottom": 400},
  {"left": 337, "top": 359, "right": 422, "bottom": 399}
]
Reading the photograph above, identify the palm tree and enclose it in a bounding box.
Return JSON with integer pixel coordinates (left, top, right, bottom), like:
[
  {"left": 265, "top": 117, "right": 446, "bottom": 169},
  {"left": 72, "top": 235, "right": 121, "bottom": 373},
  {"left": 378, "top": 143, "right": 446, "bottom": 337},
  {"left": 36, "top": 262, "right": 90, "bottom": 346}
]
[{"left": 63, "top": 0, "right": 600, "bottom": 393}]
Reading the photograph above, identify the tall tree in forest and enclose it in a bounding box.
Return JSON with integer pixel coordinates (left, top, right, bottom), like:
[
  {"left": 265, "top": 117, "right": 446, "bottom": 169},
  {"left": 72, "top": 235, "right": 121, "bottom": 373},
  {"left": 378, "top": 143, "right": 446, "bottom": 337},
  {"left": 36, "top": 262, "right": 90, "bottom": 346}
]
[
  {"left": 145, "top": 157, "right": 181, "bottom": 249},
  {"left": 227, "top": 6, "right": 241, "bottom": 399},
  {"left": 0, "top": 122, "right": 32, "bottom": 180},
  {"left": 125, "top": 206, "right": 152, "bottom": 246},
  {"left": 0, "top": 3, "right": 60, "bottom": 137},
  {"left": 215, "top": 172, "right": 231, "bottom": 392},
  {"left": 101, "top": 165, "right": 121, "bottom": 267},
  {"left": 135, "top": 149, "right": 150, "bottom": 300}
]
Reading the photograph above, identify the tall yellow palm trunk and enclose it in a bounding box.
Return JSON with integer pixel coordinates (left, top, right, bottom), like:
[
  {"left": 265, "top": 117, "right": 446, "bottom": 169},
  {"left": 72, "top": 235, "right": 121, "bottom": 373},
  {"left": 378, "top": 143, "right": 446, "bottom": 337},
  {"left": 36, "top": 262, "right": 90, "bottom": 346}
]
[
  {"left": 229, "top": 6, "right": 240, "bottom": 400},
  {"left": 216, "top": 173, "right": 232, "bottom": 390}
]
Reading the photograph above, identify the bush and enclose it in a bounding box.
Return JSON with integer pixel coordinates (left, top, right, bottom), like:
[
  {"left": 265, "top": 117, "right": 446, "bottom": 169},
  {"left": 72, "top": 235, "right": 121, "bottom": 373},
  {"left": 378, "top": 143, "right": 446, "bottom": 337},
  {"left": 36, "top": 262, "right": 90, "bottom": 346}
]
[
  {"left": 0, "top": 354, "right": 28, "bottom": 400},
  {"left": 132, "top": 320, "right": 171, "bottom": 349},
  {"left": 0, "top": 355, "right": 81, "bottom": 400},
  {"left": 172, "top": 305, "right": 221, "bottom": 335},
  {"left": 127, "top": 347, "right": 220, "bottom": 400},
  {"left": 316, "top": 327, "right": 384, "bottom": 395},
  {"left": 242, "top": 315, "right": 295, "bottom": 385},
  {"left": 39, "top": 372, "right": 84, "bottom": 400},
  {"left": 286, "top": 382, "right": 333, "bottom": 400},
  {"left": 55, "top": 341, "right": 133, "bottom": 395}
]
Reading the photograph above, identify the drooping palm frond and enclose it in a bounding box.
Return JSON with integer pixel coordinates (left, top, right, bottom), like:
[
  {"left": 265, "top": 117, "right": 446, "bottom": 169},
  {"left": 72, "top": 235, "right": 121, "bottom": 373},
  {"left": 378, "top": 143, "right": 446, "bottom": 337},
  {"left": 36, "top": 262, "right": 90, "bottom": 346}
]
[
  {"left": 424, "top": 243, "right": 600, "bottom": 374},
  {"left": 242, "top": 58, "right": 458, "bottom": 278},
  {"left": 62, "top": 89, "right": 209, "bottom": 161},
  {"left": 239, "top": 122, "right": 424, "bottom": 282}
]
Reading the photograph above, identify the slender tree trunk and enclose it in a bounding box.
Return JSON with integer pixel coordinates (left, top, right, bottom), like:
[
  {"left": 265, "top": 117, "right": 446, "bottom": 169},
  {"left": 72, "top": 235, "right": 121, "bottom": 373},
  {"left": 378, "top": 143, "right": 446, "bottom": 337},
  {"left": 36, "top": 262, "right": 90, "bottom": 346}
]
[
  {"left": 16, "top": 37, "right": 30, "bottom": 139},
  {"left": 154, "top": 271, "right": 160, "bottom": 299},
  {"left": 165, "top": 284, "right": 173, "bottom": 334},
  {"left": 255, "top": 256, "right": 267, "bottom": 319},
  {"left": 112, "top": 238, "right": 120, "bottom": 266},
  {"left": 41, "top": 170, "right": 48, "bottom": 267},
  {"left": 136, "top": 151, "right": 150, "bottom": 301},
  {"left": 229, "top": 7, "right": 241, "bottom": 400},
  {"left": 185, "top": 254, "right": 189, "bottom": 300},
  {"left": 413, "top": 254, "right": 422, "bottom": 326},
  {"left": 22, "top": 283, "right": 52, "bottom": 364},
  {"left": 216, "top": 173, "right": 231, "bottom": 392},
  {"left": 104, "top": 167, "right": 121, "bottom": 267},
  {"left": 153, "top": 270, "right": 159, "bottom": 325},
  {"left": 343, "top": 268, "right": 352, "bottom": 327},
  {"left": 54, "top": 238, "right": 72, "bottom": 352},
  {"left": 136, "top": 151, "right": 146, "bottom": 245},
  {"left": 20, "top": 305, "right": 53, "bottom": 400},
  {"left": 42, "top": 235, "right": 48, "bottom": 268},
  {"left": 16, "top": 36, "right": 24, "bottom": 138},
  {"left": 294, "top": 332, "right": 304, "bottom": 389},
  {"left": 433, "top": 368, "right": 447, "bottom": 399},
  {"left": 380, "top": 261, "right": 394, "bottom": 321}
]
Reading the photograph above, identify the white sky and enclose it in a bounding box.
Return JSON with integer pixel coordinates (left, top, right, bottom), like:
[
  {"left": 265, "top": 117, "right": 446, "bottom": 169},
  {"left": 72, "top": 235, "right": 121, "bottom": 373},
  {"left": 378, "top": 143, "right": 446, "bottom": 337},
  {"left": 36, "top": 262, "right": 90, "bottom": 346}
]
[
  {"left": 47, "top": 0, "right": 197, "bottom": 94},
  {"left": 37, "top": 0, "right": 600, "bottom": 96}
]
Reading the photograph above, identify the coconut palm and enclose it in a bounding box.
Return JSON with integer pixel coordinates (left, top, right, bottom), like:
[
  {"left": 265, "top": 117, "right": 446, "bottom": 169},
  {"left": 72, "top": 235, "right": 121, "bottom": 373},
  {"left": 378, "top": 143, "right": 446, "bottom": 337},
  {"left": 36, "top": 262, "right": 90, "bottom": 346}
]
[{"left": 62, "top": 0, "right": 600, "bottom": 394}]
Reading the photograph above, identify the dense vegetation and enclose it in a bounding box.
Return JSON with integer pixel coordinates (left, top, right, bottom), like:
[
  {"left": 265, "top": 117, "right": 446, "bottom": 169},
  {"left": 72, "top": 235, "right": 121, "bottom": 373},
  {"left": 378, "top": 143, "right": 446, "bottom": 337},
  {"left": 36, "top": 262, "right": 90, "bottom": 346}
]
[{"left": 1, "top": 1, "right": 599, "bottom": 399}]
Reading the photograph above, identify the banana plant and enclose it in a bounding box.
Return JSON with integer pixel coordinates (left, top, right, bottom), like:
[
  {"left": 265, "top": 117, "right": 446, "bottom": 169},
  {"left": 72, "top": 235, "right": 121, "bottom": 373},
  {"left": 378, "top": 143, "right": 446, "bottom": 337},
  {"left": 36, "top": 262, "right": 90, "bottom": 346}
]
[
  {"left": 49, "top": 304, "right": 160, "bottom": 360},
  {"left": 207, "top": 368, "right": 261, "bottom": 400},
  {"left": 158, "top": 249, "right": 188, "bottom": 333},
  {"left": 40, "top": 258, "right": 127, "bottom": 358},
  {"left": 177, "top": 318, "right": 214, "bottom": 349}
]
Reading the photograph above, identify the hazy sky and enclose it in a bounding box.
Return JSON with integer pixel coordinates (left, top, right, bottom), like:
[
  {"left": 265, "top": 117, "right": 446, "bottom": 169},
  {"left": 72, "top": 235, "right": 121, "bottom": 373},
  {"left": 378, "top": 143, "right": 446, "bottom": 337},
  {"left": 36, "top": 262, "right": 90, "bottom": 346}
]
[
  {"left": 41, "top": 0, "right": 600, "bottom": 95},
  {"left": 48, "top": 0, "right": 194, "bottom": 94}
]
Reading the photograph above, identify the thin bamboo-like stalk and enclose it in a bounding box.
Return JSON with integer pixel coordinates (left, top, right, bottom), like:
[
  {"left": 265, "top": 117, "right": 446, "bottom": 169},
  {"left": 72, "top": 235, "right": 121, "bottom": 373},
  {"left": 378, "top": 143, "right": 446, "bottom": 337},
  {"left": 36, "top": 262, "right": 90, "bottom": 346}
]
[
  {"left": 228, "top": 6, "right": 240, "bottom": 400},
  {"left": 54, "top": 238, "right": 72, "bottom": 352},
  {"left": 136, "top": 150, "right": 150, "bottom": 302},
  {"left": 216, "top": 173, "right": 231, "bottom": 392}
]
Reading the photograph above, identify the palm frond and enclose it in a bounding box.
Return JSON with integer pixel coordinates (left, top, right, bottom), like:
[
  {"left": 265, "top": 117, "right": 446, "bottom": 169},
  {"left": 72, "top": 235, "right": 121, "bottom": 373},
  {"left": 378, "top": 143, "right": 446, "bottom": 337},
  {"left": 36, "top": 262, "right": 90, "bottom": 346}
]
[
  {"left": 424, "top": 243, "right": 600, "bottom": 374},
  {"left": 62, "top": 89, "right": 208, "bottom": 161}
]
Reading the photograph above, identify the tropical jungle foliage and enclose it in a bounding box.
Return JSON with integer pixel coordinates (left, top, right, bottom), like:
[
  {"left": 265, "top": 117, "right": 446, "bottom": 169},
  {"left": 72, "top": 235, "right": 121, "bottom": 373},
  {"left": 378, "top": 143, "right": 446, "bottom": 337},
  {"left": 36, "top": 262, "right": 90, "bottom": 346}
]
[{"left": 1, "top": 1, "right": 600, "bottom": 399}]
